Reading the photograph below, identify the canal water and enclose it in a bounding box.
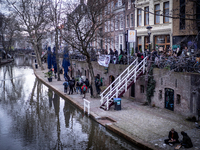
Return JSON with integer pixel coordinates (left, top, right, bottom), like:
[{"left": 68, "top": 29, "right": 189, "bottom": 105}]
[{"left": 0, "top": 56, "right": 140, "bottom": 150}]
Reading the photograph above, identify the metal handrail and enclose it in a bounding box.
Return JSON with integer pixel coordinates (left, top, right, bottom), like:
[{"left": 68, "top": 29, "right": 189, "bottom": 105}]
[
  {"left": 100, "top": 57, "right": 138, "bottom": 101},
  {"left": 100, "top": 57, "right": 148, "bottom": 110}
]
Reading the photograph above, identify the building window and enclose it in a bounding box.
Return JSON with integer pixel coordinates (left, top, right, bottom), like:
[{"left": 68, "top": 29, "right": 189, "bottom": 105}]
[
  {"left": 177, "top": 94, "right": 181, "bottom": 104},
  {"left": 161, "top": 78, "right": 163, "bottom": 85},
  {"left": 137, "top": 9, "right": 142, "bottom": 27},
  {"left": 108, "top": 21, "right": 110, "bottom": 32},
  {"left": 180, "top": 0, "right": 185, "bottom": 30},
  {"left": 155, "top": 35, "right": 170, "bottom": 50},
  {"left": 107, "top": 3, "right": 110, "bottom": 14},
  {"left": 115, "top": 36, "right": 119, "bottom": 50},
  {"left": 105, "top": 38, "right": 107, "bottom": 50},
  {"left": 128, "top": 0, "right": 131, "bottom": 9},
  {"left": 111, "top": 38, "right": 114, "bottom": 50},
  {"left": 140, "top": 85, "right": 144, "bottom": 93},
  {"left": 104, "top": 22, "right": 107, "bottom": 32},
  {"left": 118, "top": 0, "right": 122, "bottom": 7},
  {"left": 137, "top": 37, "right": 142, "bottom": 52},
  {"left": 126, "top": 14, "right": 129, "bottom": 28},
  {"left": 104, "top": 4, "right": 107, "bottom": 15},
  {"left": 111, "top": 1, "right": 114, "bottom": 12},
  {"left": 130, "top": 14, "right": 134, "bottom": 27},
  {"left": 159, "top": 90, "right": 162, "bottom": 99},
  {"left": 164, "top": 2, "right": 169, "bottom": 23},
  {"left": 119, "top": 35, "right": 123, "bottom": 50},
  {"left": 155, "top": 4, "right": 160, "bottom": 24},
  {"left": 144, "top": 7, "right": 149, "bottom": 25},
  {"left": 111, "top": 18, "right": 114, "bottom": 31},
  {"left": 120, "top": 14, "right": 123, "bottom": 29},
  {"left": 115, "top": 15, "right": 118, "bottom": 30}
]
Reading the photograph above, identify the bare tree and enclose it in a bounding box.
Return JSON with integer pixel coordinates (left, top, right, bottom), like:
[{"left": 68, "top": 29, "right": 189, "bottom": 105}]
[
  {"left": 0, "top": 13, "right": 19, "bottom": 58},
  {"left": 7, "top": 0, "right": 51, "bottom": 70},
  {"left": 62, "top": 0, "right": 114, "bottom": 97},
  {"left": 48, "top": 0, "right": 70, "bottom": 81}
]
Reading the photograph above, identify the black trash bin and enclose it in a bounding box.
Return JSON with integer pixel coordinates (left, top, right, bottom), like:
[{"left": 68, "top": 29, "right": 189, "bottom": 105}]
[{"left": 114, "top": 98, "right": 121, "bottom": 110}]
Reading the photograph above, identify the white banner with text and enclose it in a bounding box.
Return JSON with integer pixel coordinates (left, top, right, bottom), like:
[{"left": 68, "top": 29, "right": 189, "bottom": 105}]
[{"left": 98, "top": 55, "right": 110, "bottom": 67}]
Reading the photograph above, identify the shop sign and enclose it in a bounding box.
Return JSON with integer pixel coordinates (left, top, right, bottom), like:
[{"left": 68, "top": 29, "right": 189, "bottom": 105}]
[{"left": 128, "top": 30, "right": 137, "bottom": 43}]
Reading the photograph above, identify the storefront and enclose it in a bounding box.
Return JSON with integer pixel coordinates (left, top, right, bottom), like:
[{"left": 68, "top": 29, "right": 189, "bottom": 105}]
[
  {"left": 155, "top": 35, "right": 170, "bottom": 51},
  {"left": 136, "top": 34, "right": 171, "bottom": 52}
]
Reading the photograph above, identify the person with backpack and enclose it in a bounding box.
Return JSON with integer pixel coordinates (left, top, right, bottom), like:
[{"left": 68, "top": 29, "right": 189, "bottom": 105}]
[
  {"left": 84, "top": 78, "right": 90, "bottom": 93},
  {"left": 63, "top": 79, "right": 68, "bottom": 94},
  {"left": 81, "top": 83, "right": 87, "bottom": 98}
]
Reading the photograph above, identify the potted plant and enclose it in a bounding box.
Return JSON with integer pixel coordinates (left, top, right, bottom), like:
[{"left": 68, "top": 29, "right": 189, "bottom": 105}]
[{"left": 44, "top": 71, "right": 54, "bottom": 82}]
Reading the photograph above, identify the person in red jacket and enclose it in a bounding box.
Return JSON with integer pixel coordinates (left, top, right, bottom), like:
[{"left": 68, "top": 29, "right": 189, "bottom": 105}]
[{"left": 81, "top": 83, "right": 87, "bottom": 98}]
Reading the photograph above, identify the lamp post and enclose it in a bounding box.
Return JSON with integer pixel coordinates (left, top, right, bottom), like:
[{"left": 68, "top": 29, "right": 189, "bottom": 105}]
[{"left": 146, "top": 26, "right": 152, "bottom": 52}]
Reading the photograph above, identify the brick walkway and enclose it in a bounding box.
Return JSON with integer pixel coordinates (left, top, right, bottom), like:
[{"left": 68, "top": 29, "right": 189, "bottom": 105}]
[{"left": 34, "top": 65, "right": 200, "bottom": 150}]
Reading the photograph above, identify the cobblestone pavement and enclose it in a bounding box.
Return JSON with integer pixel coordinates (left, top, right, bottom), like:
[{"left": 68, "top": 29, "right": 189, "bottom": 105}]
[{"left": 34, "top": 65, "right": 200, "bottom": 150}]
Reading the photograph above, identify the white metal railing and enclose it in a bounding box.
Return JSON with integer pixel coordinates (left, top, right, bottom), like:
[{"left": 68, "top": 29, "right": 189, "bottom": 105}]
[
  {"left": 83, "top": 98, "right": 90, "bottom": 115},
  {"left": 100, "top": 57, "right": 148, "bottom": 110}
]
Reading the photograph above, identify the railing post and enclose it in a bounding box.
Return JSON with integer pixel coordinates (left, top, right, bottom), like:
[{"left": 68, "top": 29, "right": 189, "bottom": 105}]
[
  {"left": 106, "top": 97, "right": 109, "bottom": 110},
  {"left": 128, "top": 67, "right": 129, "bottom": 74},
  {"left": 100, "top": 95, "right": 103, "bottom": 104},
  {"left": 116, "top": 88, "right": 118, "bottom": 98},
  {"left": 125, "top": 78, "right": 127, "bottom": 92},
  {"left": 83, "top": 99, "right": 90, "bottom": 115},
  {"left": 143, "top": 60, "right": 145, "bottom": 73},
  {"left": 134, "top": 69, "right": 136, "bottom": 83},
  {"left": 136, "top": 58, "right": 138, "bottom": 66}
]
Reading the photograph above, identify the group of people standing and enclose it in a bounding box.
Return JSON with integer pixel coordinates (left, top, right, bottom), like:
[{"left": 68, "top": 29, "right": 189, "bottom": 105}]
[
  {"left": 63, "top": 74, "right": 88, "bottom": 98},
  {"left": 102, "top": 48, "right": 127, "bottom": 64},
  {"left": 164, "top": 128, "right": 193, "bottom": 149},
  {"left": 63, "top": 73, "right": 102, "bottom": 98}
]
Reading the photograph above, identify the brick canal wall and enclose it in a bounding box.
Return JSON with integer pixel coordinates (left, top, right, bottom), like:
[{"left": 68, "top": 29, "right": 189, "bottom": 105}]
[
  {"left": 70, "top": 60, "right": 200, "bottom": 118},
  {"left": 152, "top": 68, "right": 200, "bottom": 118}
]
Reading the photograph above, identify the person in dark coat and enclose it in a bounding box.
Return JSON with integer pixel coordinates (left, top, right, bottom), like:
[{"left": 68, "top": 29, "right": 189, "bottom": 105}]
[
  {"left": 95, "top": 74, "right": 101, "bottom": 94},
  {"left": 75, "top": 80, "right": 80, "bottom": 94},
  {"left": 84, "top": 78, "right": 90, "bottom": 93},
  {"left": 68, "top": 77, "right": 75, "bottom": 95},
  {"left": 164, "top": 128, "right": 179, "bottom": 146},
  {"left": 63, "top": 79, "right": 68, "bottom": 94},
  {"left": 114, "top": 49, "right": 118, "bottom": 64},
  {"left": 109, "top": 48, "right": 114, "bottom": 63},
  {"left": 180, "top": 131, "right": 193, "bottom": 148},
  {"left": 118, "top": 49, "right": 124, "bottom": 64}
]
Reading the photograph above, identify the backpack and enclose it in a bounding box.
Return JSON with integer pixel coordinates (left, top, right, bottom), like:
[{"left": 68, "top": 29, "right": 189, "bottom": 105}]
[
  {"left": 63, "top": 82, "right": 68, "bottom": 88},
  {"left": 83, "top": 86, "right": 86, "bottom": 91},
  {"left": 69, "top": 80, "right": 74, "bottom": 86}
]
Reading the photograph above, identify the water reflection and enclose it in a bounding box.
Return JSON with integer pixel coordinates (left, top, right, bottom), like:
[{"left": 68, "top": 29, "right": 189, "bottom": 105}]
[{"left": 0, "top": 56, "right": 140, "bottom": 150}]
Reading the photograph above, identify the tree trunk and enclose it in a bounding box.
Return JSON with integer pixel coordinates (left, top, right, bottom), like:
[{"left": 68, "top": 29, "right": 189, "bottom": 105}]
[
  {"left": 32, "top": 42, "right": 44, "bottom": 70},
  {"left": 55, "top": 28, "right": 61, "bottom": 81},
  {"left": 87, "top": 58, "right": 98, "bottom": 98}
]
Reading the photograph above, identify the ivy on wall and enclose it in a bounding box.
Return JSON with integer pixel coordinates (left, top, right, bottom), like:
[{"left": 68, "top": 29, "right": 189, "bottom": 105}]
[{"left": 146, "top": 64, "right": 156, "bottom": 105}]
